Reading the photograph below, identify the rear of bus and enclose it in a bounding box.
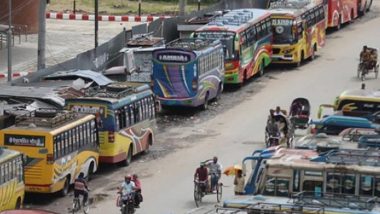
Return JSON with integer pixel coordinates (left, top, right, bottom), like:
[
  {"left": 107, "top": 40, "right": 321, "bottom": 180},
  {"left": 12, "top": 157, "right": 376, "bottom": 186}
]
[
  {"left": 66, "top": 100, "right": 121, "bottom": 163},
  {"left": 195, "top": 30, "right": 240, "bottom": 84},
  {"left": 152, "top": 49, "right": 204, "bottom": 107},
  {"left": 0, "top": 149, "right": 24, "bottom": 211},
  {"left": 0, "top": 129, "right": 55, "bottom": 193}
]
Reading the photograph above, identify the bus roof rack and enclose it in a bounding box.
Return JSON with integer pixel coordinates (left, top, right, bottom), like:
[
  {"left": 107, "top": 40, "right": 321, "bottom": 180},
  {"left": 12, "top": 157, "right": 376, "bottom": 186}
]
[
  {"left": 269, "top": 0, "right": 312, "bottom": 9},
  {"left": 207, "top": 9, "right": 256, "bottom": 26},
  {"left": 15, "top": 109, "right": 78, "bottom": 128},
  {"left": 216, "top": 203, "right": 326, "bottom": 214},
  {"left": 311, "top": 149, "right": 380, "bottom": 166},
  {"left": 166, "top": 38, "right": 217, "bottom": 51},
  {"left": 84, "top": 82, "right": 150, "bottom": 99},
  {"left": 292, "top": 191, "right": 377, "bottom": 211}
]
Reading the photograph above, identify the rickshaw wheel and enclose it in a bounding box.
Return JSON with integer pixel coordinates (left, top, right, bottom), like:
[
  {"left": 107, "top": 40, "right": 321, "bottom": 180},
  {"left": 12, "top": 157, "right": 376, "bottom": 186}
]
[
  {"left": 216, "top": 183, "right": 223, "bottom": 202},
  {"left": 194, "top": 183, "right": 202, "bottom": 207}
]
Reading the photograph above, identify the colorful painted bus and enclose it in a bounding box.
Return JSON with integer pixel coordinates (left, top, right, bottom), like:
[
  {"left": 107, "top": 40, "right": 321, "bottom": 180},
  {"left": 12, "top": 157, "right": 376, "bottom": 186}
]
[
  {"left": 0, "top": 148, "right": 24, "bottom": 211},
  {"left": 269, "top": 0, "right": 326, "bottom": 66},
  {"left": 66, "top": 82, "right": 156, "bottom": 166},
  {"left": 152, "top": 38, "right": 224, "bottom": 109},
  {"left": 222, "top": 148, "right": 380, "bottom": 213},
  {"left": 0, "top": 110, "right": 99, "bottom": 196},
  {"left": 194, "top": 9, "right": 272, "bottom": 85}
]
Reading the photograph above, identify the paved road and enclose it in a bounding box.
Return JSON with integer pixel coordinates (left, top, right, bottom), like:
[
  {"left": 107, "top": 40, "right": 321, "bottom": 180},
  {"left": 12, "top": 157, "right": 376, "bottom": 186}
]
[
  {"left": 0, "top": 19, "right": 138, "bottom": 75},
  {"left": 34, "top": 3, "right": 380, "bottom": 214}
]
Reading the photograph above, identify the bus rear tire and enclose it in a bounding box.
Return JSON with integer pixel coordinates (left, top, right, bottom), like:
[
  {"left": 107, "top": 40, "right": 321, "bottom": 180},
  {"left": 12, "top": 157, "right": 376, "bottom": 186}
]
[
  {"left": 201, "top": 92, "right": 209, "bottom": 110},
  {"left": 143, "top": 135, "right": 152, "bottom": 154},
  {"left": 59, "top": 176, "right": 70, "bottom": 197},
  {"left": 87, "top": 162, "right": 95, "bottom": 181},
  {"left": 336, "top": 15, "right": 341, "bottom": 30},
  {"left": 258, "top": 60, "right": 265, "bottom": 77},
  {"left": 15, "top": 197, "right": 21, "bottom": 209},
  {"left": 214, "top": 83, "right": 223, "bottom": 101},
  {"left": 121, "top": 147, "right": 133, "bottom": 167}
]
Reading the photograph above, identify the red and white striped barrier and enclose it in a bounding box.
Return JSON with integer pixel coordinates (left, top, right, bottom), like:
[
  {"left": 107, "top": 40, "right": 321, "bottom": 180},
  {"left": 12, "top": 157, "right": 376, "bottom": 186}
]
[
  {"left": 0, "top": 71, "right": 32, "bottom": 80},
  {"left": 46, "top": 12, "right": 171, "bottom": 22}
]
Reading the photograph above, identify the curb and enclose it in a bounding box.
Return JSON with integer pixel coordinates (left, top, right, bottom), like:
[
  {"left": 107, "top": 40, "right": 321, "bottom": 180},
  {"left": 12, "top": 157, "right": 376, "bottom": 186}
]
[
  {"left": 0, "top": 71, "right": 32, "bottom": 80},
  {"left": 46, "top": 12, "right": 172, "bottom": 22}
]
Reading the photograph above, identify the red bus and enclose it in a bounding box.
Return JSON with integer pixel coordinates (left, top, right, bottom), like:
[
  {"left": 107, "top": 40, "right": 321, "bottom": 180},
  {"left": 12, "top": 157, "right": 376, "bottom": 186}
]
[{"left": 316, "top": 0, "right": 372, "bottom": 30}]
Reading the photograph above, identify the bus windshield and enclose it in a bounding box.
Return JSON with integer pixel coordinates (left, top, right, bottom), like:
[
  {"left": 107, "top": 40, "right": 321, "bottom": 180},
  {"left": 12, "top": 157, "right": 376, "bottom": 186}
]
[
  {"left": 196, "top": 31, "right": 236, "bottom": 60},
  {"left": 272, "top": 18, "right": 296, "bottom": 44}
]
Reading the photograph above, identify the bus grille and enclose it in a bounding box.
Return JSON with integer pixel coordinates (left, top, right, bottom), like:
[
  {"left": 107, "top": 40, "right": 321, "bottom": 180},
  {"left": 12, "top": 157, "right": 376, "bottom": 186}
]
[
  {"left": 272, "top": 48, "right": 281, "bottom": 54},
  {"left": 25, "top": 166, "right": 43, "bottom": 180}
]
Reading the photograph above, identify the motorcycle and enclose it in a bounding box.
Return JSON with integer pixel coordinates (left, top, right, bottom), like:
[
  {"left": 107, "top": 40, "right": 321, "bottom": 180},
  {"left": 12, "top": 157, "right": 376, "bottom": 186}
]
[{"left": 117, "top": 192, "right": 135, "bottom": 214}]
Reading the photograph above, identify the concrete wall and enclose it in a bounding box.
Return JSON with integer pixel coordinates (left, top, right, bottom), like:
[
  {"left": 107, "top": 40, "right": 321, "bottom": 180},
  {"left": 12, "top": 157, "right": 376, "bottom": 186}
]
[{"left": 0, "top": 0, "right": 40, "bottom": 33}]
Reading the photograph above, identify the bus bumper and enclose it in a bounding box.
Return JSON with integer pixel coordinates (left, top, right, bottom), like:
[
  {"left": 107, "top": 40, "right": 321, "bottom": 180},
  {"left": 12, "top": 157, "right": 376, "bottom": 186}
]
[
  {"left": 99, "top": 153, "right": 126, "bottom": 164},
  {"left": 158, "top": 97, "right": 200, "bottom": 107},
  {"left": 271, "top": 54, "right": 296, "bottom": 64},
  {"left": 224, "top": 72, "right": 240, "bottom": 84},
  {"left": 25, "top": 181, "right": 64, "bottom": 193}
]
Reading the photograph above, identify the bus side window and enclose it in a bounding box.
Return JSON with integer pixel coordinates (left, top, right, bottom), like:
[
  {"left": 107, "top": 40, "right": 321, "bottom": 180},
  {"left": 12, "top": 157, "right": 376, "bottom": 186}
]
[
  {"left": 1, "top": 164, "right": 4, "bottom": 184},
  {"left": 293, "top": 170, "right": 300, "bottom": 192},
  {"left": 360, "top": 175, "right": 374, "bottom": 196},
  {"left": 342, "top": 174, "right": 356, "bottom": 195},
  {"left": 17, "top": 157, "right": 23, "bottom": 182},
  {"left": 264, "top": 177, "right": 276, "bottom": 196},
  {"left": 374, "top": 177, "right": 380, "bottom": 197},
  {"left": 129, "top": 105, "right": 135, "bottom": 126},
  {"left": 125, "top": 106, "right": 130, "bottom": 127},
  {"left": 69, "top": 129, "right": 74, "bottom": 153}
]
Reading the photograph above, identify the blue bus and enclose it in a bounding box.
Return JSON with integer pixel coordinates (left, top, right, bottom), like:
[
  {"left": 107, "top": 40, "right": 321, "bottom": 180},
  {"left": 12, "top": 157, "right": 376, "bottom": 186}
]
[{"left": 152, "top": 38, "right": 225, "bottom": 110}]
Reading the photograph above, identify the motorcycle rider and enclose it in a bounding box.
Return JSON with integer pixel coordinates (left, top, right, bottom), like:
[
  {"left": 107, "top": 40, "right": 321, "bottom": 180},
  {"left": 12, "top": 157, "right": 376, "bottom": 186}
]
[
  {"left": 132, "top": 174, "right": 142, "bottom": 208},
  {"left": 119, "top": 175, "right": 136, "bottom": 206}
]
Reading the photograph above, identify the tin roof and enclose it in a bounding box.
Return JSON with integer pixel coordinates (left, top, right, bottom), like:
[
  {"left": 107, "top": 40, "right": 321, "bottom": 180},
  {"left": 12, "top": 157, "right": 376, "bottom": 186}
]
[{"left": 44, "top": 70, "right": 113, "bottom": 86}]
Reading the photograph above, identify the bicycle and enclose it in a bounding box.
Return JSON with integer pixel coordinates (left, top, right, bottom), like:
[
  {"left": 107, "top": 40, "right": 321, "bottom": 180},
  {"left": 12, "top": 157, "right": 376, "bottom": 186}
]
[{"left": 71, "top": 193, "right": 90, "bottom": 214}]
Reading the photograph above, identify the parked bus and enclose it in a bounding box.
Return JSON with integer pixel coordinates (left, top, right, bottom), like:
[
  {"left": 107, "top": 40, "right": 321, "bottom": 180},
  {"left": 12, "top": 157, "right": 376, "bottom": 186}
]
[
  {"left": 269, "top": 0, "right": 326, "bottom": 66},
  {"left": 66, "top": 82, "right": 156, "bottom": 166},
  {"left": 222, "top": 148, "right": 380, "bottom": 213},
  {"left": 0, "top": 110, "right": 99, "bottom": 196},
  {"left": 335, "top": 88, "right": 380, "bottom": 118},
  {"left": 152, "top": 38, "right": 224, "bottom": 109},
  {"left": 0, "top": 148, "right": 24, "bottom": 211},
  {"left": 194, "top": 9, "right": 273, "bottom": 85}
]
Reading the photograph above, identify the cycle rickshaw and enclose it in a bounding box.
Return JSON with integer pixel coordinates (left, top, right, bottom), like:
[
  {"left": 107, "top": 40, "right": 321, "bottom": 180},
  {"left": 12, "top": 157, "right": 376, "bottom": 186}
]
[
  {"left": 358, "top": 47, "right": 379, "bottom": 80},
  {"left": 193, "top": 162, "right": 223, "bottom": 207}
]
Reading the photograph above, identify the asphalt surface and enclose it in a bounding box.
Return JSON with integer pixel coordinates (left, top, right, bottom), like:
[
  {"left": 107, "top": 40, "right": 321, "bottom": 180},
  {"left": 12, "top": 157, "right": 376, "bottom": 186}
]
[
  {"left": 0, "top": 19, "right": 138, "bottom": 77},
  {"left": 28, "top": 2, "right": 380, "bottom": 214}
]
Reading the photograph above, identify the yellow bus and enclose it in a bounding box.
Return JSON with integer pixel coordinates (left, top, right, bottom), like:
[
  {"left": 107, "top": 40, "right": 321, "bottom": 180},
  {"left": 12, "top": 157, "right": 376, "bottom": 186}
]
[
  {"left": 0, "top": 110, "right": 99, "bottom": 196},
  {"left": 65, "top": 82, "right": 156, "bottom": 166},
  {"left": 318, "top": 88, "right": 380, "bottom": 119},
  {"left": 269, "top": 0, "right": 326, "bottom": 66},
  {"left": 0, "top": 148, "right": 24, "bottom": 211}
]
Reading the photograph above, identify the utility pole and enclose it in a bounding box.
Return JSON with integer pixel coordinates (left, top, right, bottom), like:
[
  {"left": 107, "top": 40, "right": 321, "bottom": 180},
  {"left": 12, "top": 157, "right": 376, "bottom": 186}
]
[
  {"left": 179, "top": 0, "right": 186, "bottom": 16},
  {"left": 37, "top": 0, "right": 47, "bottom": 70},
  {"left": 138, "top": 0, "right": 142, "bottom": 17},
  {"left": 95, "top": 0, "right": 99, "bottom": 48},
  {"left": 7, "top": 0, "right": 12, "bottom": 82},
  {"left": 198, "top": 0, "right": 201, "bottom": 11}
]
